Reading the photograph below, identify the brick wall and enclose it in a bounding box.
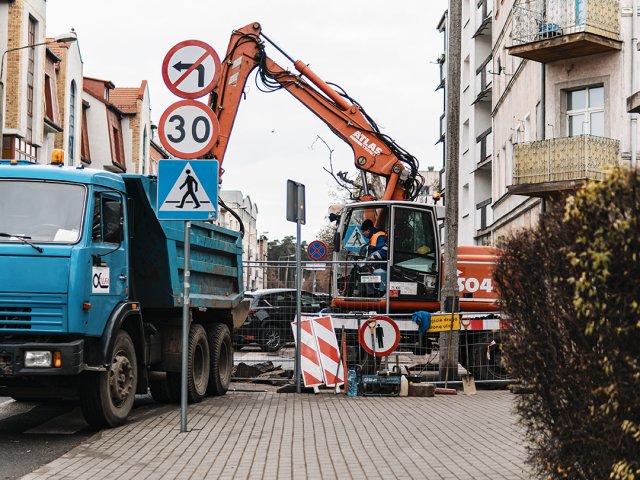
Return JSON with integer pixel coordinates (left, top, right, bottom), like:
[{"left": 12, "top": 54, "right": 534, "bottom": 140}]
[
  {"left": 130, "top": 101, "right": 140, "bottom": 173},
  {"left": 5, "top": 0, "right": 24, "bottom": 131},
  {"left": 54, "top": 47, "right": 67, "bottom": 150}
]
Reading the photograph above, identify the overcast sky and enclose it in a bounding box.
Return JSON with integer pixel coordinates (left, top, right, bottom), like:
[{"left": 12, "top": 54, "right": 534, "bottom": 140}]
[{"left": 47, "top": 0, "right": 447, "bottom": 243}]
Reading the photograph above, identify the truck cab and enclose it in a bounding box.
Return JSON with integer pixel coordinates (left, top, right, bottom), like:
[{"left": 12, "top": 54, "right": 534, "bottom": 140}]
[{"left": 0, "top": 160, "right": 128, "bottom": 358}]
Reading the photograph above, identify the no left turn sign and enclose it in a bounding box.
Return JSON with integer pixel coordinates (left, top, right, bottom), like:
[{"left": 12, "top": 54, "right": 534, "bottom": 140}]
[
  {"left": 159, "top": 100, "right": 220, "bottom": 159},
  {"left": 162, "top": 39, "right": 221, "bottom": 99}
]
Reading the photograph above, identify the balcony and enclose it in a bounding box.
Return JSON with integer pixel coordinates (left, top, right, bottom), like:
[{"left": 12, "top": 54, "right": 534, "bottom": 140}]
[
  {"left": 476, "top": 128, "right": 492, "bottom": 168},
  {"left": 474, "top": 57, "right": 493, "bottom": 103},
  {"left": 628, "top": 90, "right": 640, "bottom": 113},
  {"left": 474, "top": 0, "right": 493, "bottom": 38},
  {"left": 509, "top": 135, "right": 619, "bottom": 197},
  {"left": 507, "top": 0, "right": 621, "bottom": 63},
  {"left": 437, "top": 112, "right": 446, "bottom": 144}
]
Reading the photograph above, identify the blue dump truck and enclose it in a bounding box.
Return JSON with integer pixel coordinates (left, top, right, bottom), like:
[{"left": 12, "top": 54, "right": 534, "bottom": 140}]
[{"left": 0, "top": 160, "right": 248, "bottom": 428}]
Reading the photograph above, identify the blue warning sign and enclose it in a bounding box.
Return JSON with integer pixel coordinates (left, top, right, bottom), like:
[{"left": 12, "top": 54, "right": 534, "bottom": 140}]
[{"left": 157, "top": 160, "right": 218, "bottom": 220}]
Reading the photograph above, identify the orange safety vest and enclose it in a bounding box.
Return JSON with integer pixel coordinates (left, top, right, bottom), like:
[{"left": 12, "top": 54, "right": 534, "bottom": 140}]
[{"left": 369, "top": 230, "right": 387, "bottom": 246}]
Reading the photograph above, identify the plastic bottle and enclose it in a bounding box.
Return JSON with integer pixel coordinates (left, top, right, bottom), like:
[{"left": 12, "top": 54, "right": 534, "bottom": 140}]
[
  {"left": 347, "top": 369, "right": 358, "bottom": 397},
  {"left": 399, "top": 375, "right": 409, "bottom": 397}
]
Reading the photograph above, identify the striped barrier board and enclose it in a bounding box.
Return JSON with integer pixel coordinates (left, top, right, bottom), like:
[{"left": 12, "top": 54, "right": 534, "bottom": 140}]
[
  {"left": 311, "top": 316, "right": 344, "bottom": 387},
  {"left": 292, "top": 319, "right": 324, "bottom": 387}
]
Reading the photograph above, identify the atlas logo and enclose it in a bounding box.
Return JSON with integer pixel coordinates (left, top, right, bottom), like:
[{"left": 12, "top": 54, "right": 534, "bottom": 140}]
[{"left": 350, "top": 131, "right": 383, "bottom": 156}]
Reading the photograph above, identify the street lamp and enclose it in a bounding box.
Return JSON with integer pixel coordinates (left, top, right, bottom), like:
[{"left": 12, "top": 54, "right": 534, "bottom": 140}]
[{"left": 0, "top": 32, "right": 77, "bottom": 158}]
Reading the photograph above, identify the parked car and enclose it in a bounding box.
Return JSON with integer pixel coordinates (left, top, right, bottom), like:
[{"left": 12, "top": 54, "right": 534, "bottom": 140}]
[{"left": 234, "top": 288, "right": 330, "bottom": 352}]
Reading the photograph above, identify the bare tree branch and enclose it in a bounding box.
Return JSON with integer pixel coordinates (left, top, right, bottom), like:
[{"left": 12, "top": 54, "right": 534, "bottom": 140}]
[{"left": 310, "top": 136, "right": 359, "bottom": 199}]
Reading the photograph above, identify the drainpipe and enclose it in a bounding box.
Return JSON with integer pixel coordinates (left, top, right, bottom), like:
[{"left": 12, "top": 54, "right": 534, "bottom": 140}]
[
  {"left": 539, "top": 63, "right": 547, "bottom": 213},
  {"left": 632, "top": 0, "right": 638, "bottom": 168}
]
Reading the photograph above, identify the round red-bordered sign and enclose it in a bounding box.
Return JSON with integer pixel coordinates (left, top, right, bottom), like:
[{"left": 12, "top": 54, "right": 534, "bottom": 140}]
[
  {"left": 307, "top": 240, "right": 327, "bottom": 261},
  {"left": 158, "top": 100, "right": 220, "bottom": 159},
  {"left": 162, "top": 39, "right": 221, "bottom": 99},
  {"left": 358, "top": 316, "right": 400, "bottom": 357}
]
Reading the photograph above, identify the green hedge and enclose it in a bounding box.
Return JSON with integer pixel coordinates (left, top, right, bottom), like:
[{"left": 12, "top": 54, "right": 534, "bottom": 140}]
[{"left": 493, "top": 168, "right": 640, "bottom": 480}]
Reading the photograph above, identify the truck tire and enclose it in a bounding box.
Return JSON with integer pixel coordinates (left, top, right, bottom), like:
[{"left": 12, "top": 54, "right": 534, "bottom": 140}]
[
  {"left": 149, "top": 373, "right": 180, "bottom": 404},
  {"left": 206, "top": 323, "right": 232, "bottom": 396},
  {"left": 166, "top": 323, "right": 210, "bottom": 403},
  {"left": 79, "top": 330, "right": 137, "bottom": 429}
]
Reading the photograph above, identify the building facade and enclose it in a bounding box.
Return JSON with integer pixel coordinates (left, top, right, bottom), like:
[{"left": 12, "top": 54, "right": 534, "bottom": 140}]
[
  {"left": 1, "top": 0, "right": 50, "bottom": 161},
  {"left": 440, "top": 0, "right": 638, "bottom": 245},
  {"left": 82, "top": 77, "right": 151, "bottom": 173},
  {"left": 217, "top": 190, "right": 268, "bottom": 291},
  {"left": 437, "top": 0, "right": 495, "bottom": 246}
]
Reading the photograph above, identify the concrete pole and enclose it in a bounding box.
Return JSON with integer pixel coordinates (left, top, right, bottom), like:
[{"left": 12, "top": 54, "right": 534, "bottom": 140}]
[{"left": 440, "top": 0, "right": 462, "bottom": 383}]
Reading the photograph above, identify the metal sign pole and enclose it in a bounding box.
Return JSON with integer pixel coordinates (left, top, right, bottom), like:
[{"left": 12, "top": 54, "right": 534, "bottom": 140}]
[
  {"left": 295, "top": 218, "right": 302, "bottom": 393},
  {"left": 180, "top": 220, "right": 191, "bottom": 432}
]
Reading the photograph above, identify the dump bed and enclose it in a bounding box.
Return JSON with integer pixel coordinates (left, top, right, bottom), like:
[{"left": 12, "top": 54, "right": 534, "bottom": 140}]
[{"left": 123, "top": 175, "right": 244, "bottom": 310}]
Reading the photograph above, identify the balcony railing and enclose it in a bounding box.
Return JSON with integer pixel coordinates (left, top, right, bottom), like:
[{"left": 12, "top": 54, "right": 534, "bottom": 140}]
[
  {"left": 509, "top": 0, "right": 621, "bottom": 62},
  {"left": 512, "top": 0, "right": 619, "bottom": 44},
  {"left": 475, "top": 57, "right": 493, "bottom": 102},
  {"left": 513, "top": 135, "right": 619, "bottom": 186},
  {"left": 477, "top": 129, "right": 493, "bottom": 165}
]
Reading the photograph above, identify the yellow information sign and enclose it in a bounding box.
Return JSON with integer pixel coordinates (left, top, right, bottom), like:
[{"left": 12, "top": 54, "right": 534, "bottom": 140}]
[{"left": 427, "top": 313, "right": 461, "bottom": 332}]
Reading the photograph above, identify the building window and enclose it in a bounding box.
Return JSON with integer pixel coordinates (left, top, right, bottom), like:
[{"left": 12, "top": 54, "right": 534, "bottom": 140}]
[
  {"left": 68, "top": 81, "right": 77, "bottom": 164},
  {"left": 81, "top": 103, "right": 91, "bottom": 164},
  {"left": 26, "top": 16, "right": 36, "bottom": 142},
  {"left": 142, "top": 126, "right": 148, "bottom": 174},
  {"left": 567, "top": 86, "right": 604, "bottom": 137}
]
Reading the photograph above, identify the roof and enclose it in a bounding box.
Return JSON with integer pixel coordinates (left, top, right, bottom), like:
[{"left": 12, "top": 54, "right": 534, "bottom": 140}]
[
  {"left": 0, "top": 162, "right": 126, "bottom": 192},
  {"left": 110, "top": 81, "right": 146, "bottom": 114}
]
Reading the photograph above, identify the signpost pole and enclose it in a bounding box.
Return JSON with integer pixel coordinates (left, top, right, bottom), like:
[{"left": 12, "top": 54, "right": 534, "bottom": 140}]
[
  {"left": 295, "top": 218, "right": 302, "bottom": 393},
  {"left": 180, "top": 220, "right": 191, "bottom": 432}
]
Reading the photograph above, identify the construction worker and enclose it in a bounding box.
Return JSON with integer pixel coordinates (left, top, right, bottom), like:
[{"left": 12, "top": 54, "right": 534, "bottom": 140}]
[
  {"left": 360, "top": 219, "right": 388, "bottom": 262},
  {"left": 360, "top": 219, "right": 388, "bottom": 295}
]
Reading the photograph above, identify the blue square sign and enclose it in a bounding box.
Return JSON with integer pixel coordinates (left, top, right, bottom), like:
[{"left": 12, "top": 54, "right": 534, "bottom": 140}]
[{"left": 157, "top": 159, "right": 219, "bottom": 221}]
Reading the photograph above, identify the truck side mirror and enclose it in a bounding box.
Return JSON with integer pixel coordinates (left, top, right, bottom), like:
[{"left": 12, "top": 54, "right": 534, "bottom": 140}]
[
  {"left": 103, "top": 200, "right": 124, "bottom": 244},
  {"left": 333, "top": 230, "right": 341, "bottom": 252}
]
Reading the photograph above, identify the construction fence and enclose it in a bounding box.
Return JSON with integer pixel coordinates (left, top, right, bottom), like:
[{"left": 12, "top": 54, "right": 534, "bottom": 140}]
[{"left": 233, "top": 260, "right": 511, "bottom": 389}]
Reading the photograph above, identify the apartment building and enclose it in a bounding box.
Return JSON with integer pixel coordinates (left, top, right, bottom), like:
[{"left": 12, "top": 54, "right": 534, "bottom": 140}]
[
  {"left": 1, "top": 0, "right": 152, "bottom": 175},
  {"left": 217, "top": 190, "right": 268, "bottom": 291},
  {"left": 440, "top": 0, "right": 638, "bottom": 245},
  {"left": 82, "top": 77, "right": 152, "bottom": 173},
  {"left": 1, "top": 0, "right": 54, "bottom": 161},
  {"left": 437, "top": 0, "right": 495, "bottom": 246}
]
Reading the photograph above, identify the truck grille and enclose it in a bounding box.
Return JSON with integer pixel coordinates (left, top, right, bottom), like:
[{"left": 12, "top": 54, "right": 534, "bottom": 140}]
[
  {"left": 0, "top": 295, "right": 65, "bottom": 331},
  {"left": 0, "top": 307, "right": 32, "bottom": 329}
]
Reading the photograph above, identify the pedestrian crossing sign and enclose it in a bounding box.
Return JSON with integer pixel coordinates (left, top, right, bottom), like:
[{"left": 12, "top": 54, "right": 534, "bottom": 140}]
[
  {"left": 157, "top": 159, "right": 219, "bottom": 220},
  {"left": 343, "top": 225, "right": 367, "bottom": 252}
]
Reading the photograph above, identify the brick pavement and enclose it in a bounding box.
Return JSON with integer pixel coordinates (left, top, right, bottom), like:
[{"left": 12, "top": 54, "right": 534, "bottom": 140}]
[{"left": 21, "top": 388, "right": 531, "bottom": 480}]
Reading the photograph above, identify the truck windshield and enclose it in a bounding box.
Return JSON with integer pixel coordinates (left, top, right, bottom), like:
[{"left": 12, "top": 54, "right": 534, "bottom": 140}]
[{"left": 0, "top": 180, "right": 86, "bottom": 244}]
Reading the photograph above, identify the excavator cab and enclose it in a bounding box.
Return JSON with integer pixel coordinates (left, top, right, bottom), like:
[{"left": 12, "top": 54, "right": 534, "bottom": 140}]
[{"left": 331, "top": 201, "right": 442, "bottom": 313}]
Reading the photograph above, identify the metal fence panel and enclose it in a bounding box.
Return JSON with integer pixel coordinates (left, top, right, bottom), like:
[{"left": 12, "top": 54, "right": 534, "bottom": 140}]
[{"left": 232, "top": 261, "right": 511, "bottom": 388}]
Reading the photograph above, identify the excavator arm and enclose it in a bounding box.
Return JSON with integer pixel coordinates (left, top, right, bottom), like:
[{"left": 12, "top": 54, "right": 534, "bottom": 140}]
[{"left": 208, "top": 22, "right": 423, "bottom": 202}]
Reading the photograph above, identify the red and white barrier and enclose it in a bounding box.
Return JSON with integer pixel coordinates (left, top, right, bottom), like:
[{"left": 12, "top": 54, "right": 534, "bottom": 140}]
[
  {"left": 291, "top": 319, "right": 324, "bottom": 387},
  {"left": 311, "top": 316, "right": 344, "bottom": 387}
]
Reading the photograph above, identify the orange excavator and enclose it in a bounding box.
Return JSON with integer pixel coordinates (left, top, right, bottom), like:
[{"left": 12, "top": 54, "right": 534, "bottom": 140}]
[{"left": 206, "top": 22, "right": 499, "bottom": 315}]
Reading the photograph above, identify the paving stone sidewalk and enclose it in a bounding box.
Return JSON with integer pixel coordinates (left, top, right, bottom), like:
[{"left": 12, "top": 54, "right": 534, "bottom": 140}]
[{"left": 22, "top": 388, "right": 531, "bottom": 480}]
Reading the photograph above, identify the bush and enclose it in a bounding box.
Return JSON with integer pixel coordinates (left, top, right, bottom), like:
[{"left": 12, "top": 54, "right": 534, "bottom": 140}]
[{"left": 493, "top": 168, "right": 640, "bottom": 480}]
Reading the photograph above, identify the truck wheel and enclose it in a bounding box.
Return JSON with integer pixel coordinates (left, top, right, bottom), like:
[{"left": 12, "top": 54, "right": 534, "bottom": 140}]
[
  {"left": 206, "top": 323, "right": 232, "bottom": 396},
  {"left": 166, "top": 323, "right": 210, "bottom": 403},
  {"left": 149, "top": 373, "right": 180, "bottom": 404},
  {"left": 79, "top": 330, "right": 137, "bottom": 429},
  {"left": 261, "top": 324, "right": 284, "bottom": 352}
]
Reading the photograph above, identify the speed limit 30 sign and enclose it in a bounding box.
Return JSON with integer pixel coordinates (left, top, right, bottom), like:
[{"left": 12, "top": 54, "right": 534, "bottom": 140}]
[{"left": 159, "top": 100, "right": 219, "bottom": 159}]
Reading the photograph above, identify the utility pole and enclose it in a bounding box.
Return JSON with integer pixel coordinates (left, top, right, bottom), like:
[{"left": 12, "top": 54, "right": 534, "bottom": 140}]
[{"left": 440, "top": 0, "right": 462, "bottom": 383}]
